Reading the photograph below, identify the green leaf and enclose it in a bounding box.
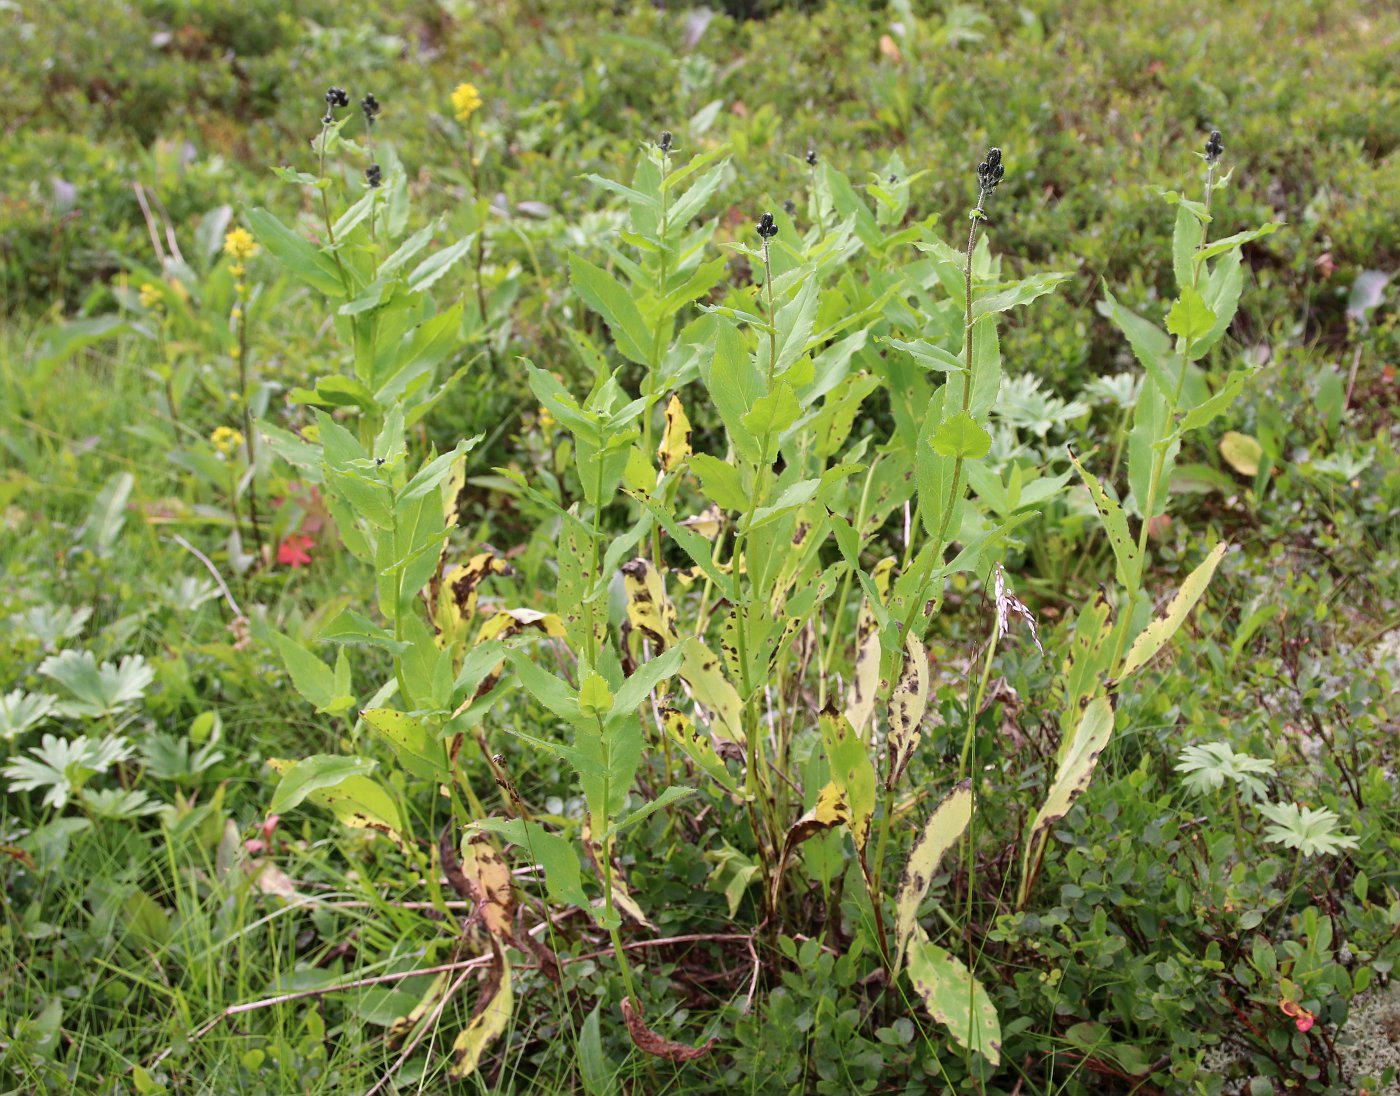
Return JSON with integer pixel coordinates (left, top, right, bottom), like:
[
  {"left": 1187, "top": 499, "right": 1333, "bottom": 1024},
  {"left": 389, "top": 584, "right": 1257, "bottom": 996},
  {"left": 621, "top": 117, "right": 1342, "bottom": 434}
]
[
  {"left": 1101, "top": 288, "right": 1177, "bottom": 399},
  {"left": 407, "top": 235, "right": 474, "bottom": 293},
  {"left": 1117, "top": 542, "right": 1227, "bottom": 679},
  {"left": 601, "top": 785, "right": 695, "bottom": 842},
  {"left": 578, "top": 1003, "right": 620, "bottom": 1096},
  {"left": 740, "top": 380, "right": 801, "bottom": 439},
  {"left": 1179, "top": 369, "right": 1252, "bottom": 434},
  {"left": 970, "top": 271, "right": 1069, "bottom": 319},
  {"left": 1194, "top": 222, "right": 1281, "bottom": 265},
  {"left": 273, "top": 634, "right": 355, "bottom": 715},
  {"left": 689, "top": 453, "right": 749, "bottom": 511},
  {"left": 906, "top": 934, "right": 1001, "bottom": 1065},
  {"left": 569, "top": 254, "right": 655, "bottom": 367},
  {"left": 881, "top": 337, "right": 964, "bottom": 373},
  {"left": 704, "top": 319, "right": 764, "bottom": 463},
  {"left": 361, "top": 709, "right": 446, "bottom": 782},
  {"left": 930, "top": 411, "right": 991, "bottom": 460},
  {"left": 268, "top": 754, "right": 377, "bottom": 814},
  {"left": 1172, "top": 203, "right": 1197, "bottom": 294},
  {"left": 1165, "top": 286, "right": 1216, "bottom": 342},
  {"left": 246, "top": 207, "right": 346, "bottom": 297}
]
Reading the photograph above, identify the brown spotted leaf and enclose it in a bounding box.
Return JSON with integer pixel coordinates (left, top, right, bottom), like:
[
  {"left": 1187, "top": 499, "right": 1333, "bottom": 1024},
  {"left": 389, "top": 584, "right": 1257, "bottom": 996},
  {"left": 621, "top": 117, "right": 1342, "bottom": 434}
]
[
  {"left": 844, "top": 557, "right": 896, "bottom": 740},
  {"left": 886, "top": 632, "right": 929, "bottom": 788},
  {"left": 1017, "top": 695, "right": 1115, "bottom": 906},
  {"left": 906, "top": 930, "right": 1001, "bottom": 1066},
  {"left": 447, "top": 941, "right": 513, "bottom": 1080},
  {"left": 894, "top": 780, "right": 972, "bottom": 967},
  {"left": 771, "top": 782, "right": 850, "bottom": 906},
  {"left": 621, "top": 998, "right": 717, "bottom": 1063},
  {"left": 440, "top": 826, "right": 516, "bottom": 940},
  {"left": 657, "top": 393, "right": 693, "bottom": 473},
  {"left": 621, "top": 557, "right": 678, "bottom": 649}
]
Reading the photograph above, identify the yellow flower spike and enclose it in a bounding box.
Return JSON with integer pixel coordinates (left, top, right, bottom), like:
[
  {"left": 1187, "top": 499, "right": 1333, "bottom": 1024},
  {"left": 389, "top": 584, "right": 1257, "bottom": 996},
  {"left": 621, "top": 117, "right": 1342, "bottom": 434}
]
[
  {"left": 138, "top": 283, "right": 162, "bottom": 310},
  {"left": 451, "top": 82, "right": 483, "bottom": 124},
  {"left": 228, "top": 263, "right": 245, "bottom": 278},
  {"left": 230, "top": 345, "right": 241, "bottom": 360},
  {"left": 223, "top": 227, "right": 259, "bottom": 261},
  {"left": 231, "top": 308, "right": 243, "bottom": 321}
]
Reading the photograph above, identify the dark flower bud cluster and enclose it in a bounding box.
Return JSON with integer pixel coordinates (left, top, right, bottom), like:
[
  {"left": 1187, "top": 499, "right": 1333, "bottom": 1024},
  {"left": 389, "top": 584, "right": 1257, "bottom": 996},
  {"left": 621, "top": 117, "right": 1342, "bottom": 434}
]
[
  {"left": 324, "top": 86, "right": 349, "bottom": 123},
  {"left": 782, "top": 199, "right": 796, "bottom": 216},
  {"left": 756, "top": 211, "right": 778, "bottom": 240},
  {"left": 658, "top": 130, "right": 673, "bottom": 153},
  {"left": 977, "top": 147, "right": 1004, "bottom": 199},
  {"left": 806, "top": 147, "right": 818, "bottom": 167},
  {"left": 1205, "top": 129, "right": 1224, "bottom": 165},
  {"left": 361, "top": 92, "right": 381, "bottom": 126},
  {"left": 365, "top": 163, "right": 382, "bottom": 188}
]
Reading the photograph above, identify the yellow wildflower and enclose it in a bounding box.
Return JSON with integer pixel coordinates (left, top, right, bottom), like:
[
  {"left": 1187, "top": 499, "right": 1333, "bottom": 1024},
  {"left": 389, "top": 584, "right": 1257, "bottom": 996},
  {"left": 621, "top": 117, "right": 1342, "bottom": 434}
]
[
  {"left": 223, "top": 227, "right": 259, "bottom": 261},
  {"left": 211, "top": 426, "right": 244, "bottom": 456},
  {"left": 228, "top": 262, "right": 245, "bottom": 278},
  {"left": 138, "top": 283, "right": 162, "bottom": 310},
  {"left": 451, "top": 82, "right": 483, "bottom": 123}
]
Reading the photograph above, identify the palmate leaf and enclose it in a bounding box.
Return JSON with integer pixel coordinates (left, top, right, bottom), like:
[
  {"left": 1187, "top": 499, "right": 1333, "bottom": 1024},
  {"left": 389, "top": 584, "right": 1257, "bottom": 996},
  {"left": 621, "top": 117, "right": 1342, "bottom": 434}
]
[
  {"left": 1175, "top": 742, "right": 1275, "bottom": 801},
  {"left": 0, "top": 689, "right": 57, "bottom": 741},
  {"left": 1256, "top": 801, "right": 1359, "bottom": 858},
  {"left": 4, "top": 732, "right": 133, "bottom": 809},
  {"left": 39, "top": 650, "right": 155, "bottom": 719}
]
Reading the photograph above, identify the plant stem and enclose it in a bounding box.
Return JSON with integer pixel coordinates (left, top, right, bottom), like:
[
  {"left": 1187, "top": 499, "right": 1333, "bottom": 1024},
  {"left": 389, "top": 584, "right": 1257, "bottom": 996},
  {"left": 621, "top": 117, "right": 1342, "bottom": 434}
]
[{"left": 1110, "top": 161, "right": 1215, "bottom": 673}]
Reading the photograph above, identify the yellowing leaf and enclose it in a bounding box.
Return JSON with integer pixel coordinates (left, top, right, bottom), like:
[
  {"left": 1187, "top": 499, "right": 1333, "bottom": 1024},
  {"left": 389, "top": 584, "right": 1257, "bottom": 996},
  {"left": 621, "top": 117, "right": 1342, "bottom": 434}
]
[
  {"left": 620, "top": 557, "right": 678, "bottom": 648},
  {"left": 1219, "top": 431, "right": 1262, "bottom": 476},
  {"left": 434, "top": 551, "right": 512, "bottom": 651},
  {"left": 1018, "top": 696, "right": 1115, "bottom": 906},
  {"left": 819, "top": 706, "right": 877, "bottom": 853},
  {"left": 771, "top": 782, "right": 850, "bottom": 906},
  {"left": 440, "top": 828, "right": 516, "bottom": 940},
  {"left": 1057, "top": 591, "right": 1114, "bottom": 745},
  {"left": 1068, "top": 449, "right": 1140, "bottom": 592},
  {"left": 447, "top": 944, "right": 513, "bottom": 1080},
  {"left": 679, "top": 637, "right": 745, "bottom": 745},
  {"left": 266, "top": 756, "right": 405, "bottom": 846},
  {"left": 474, "top": 607, "right": 568, "bottom": 645},
  {"left": 906, "top": 931, "right": 1002, "bottom": 1065},
  {"left": 661, "top": 706, "right": 743, "bottom": 798},
  {"left": 1117, "top": 542, "right": 1227, "bottom": 680},
  {"left": 887, "top": 632, "right": 929, "bottom": 788},
  {"left": 895, "top": 780, "right": 972, "bottom": 967},
  {"left": 844, "top": 557, "right": 896, "bottom": 741},
  {"left": 657, "top": 393, "right": 692, "bottom": 473}
]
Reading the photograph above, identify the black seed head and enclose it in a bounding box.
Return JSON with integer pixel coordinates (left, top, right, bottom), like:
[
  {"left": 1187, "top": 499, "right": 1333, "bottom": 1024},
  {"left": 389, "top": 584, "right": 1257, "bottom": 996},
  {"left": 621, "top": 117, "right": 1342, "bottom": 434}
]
[
  {"left": 326, "top": 86, "right": 349, "bottom": 109},
  {"left": 756, "top": 211, "right": 778, "bottom": 240},
  {"left": 806, "top": 146, "right": 818, "bottom": 167},
  {"left": 658, "top": 130, "right": 673, "bottom": 153},
  {"left": 783, "top": 199, "right": 796, "bottom": 216},
  {"left": 365, "top": 163, "right": 382, "bottom": 188},
  {"left": 1205, "top": 129, "right": 1224, "bottom": 164},
  {"left": 361, "top": 92, "right": 381, "bottom": 125},
  {"left": 976, "top": 146, "right": 1005, "bottom": 197}
]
